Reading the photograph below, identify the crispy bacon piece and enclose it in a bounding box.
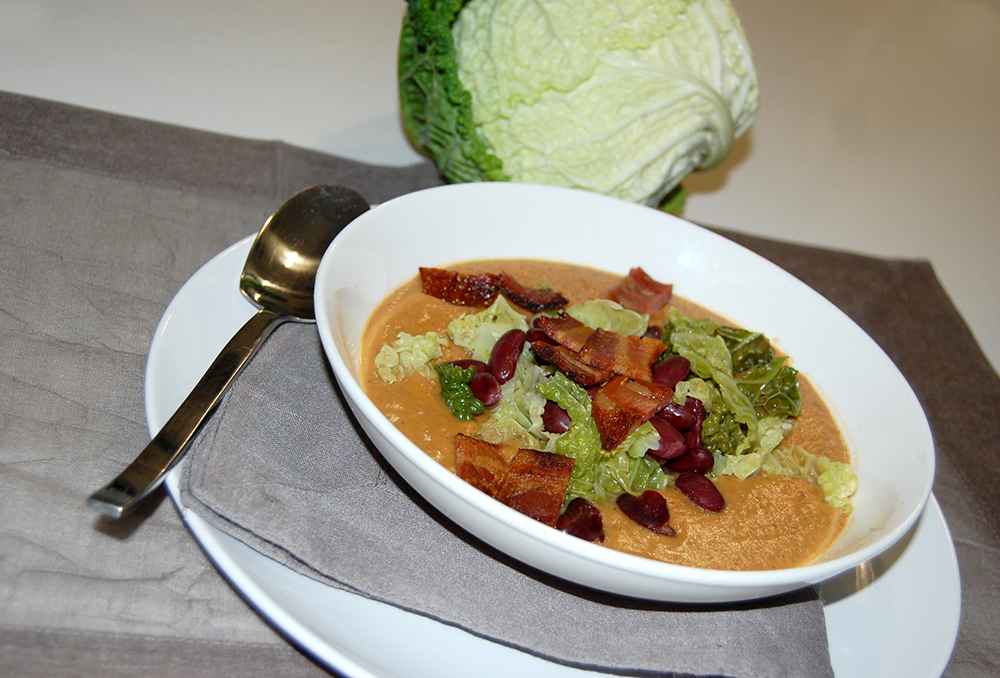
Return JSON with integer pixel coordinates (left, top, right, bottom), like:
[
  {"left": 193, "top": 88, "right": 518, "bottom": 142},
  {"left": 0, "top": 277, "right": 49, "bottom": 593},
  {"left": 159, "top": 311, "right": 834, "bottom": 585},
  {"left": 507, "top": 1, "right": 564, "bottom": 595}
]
[
  {"left": 577, "top": 328, "right": 666, "bottom": 382},
  {"left": 496, "top": 272, "right": 568, "bottom": 311},
  {"left": 420, "top": 267, "right": 569, "bottom": 311},
  {"left": 531, "top": 341, "right": 613, "bottom": 387},
  {"left": 454, "top": 434, "right": 574, "bottom": 527},
  {"left": 533, "top": 313, "right": 594, "bottom": 352},
  {"left": 591, "top": 376, "right": 674, "bottom": 450},
  {"left": 420, "top": 267, "right": 499, "bottom": 306},
  {"left": 455, "top": 433, "right": 509, "bottom": 499},
  {"left": 499, "top": 448, "right": 575, "bottom": 527},
  {"left": 607, "top": 267, "right": 673, "bottom": 315}
]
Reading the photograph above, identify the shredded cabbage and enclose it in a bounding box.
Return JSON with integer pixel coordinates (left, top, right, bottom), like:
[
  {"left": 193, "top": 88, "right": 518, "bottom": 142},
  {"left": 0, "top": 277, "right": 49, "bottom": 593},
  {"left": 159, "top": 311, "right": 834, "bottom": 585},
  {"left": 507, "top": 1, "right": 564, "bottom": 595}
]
[
  {"left": 709, "top": 416, "right": 788, "bottom": 479},
  {"left": 537, "top": 373, "right": 667, "bottom": 507},
  {"left": 479, "top": 349, "right": 558, "bottom": 451},
  {"left": 672, "top": 327, "right": 759, "bottom": 451},
  {"left": 674, "top": 376, "right": 714, "bottom": 411},
  {"left": 447, "top": 295, "right": 528, "bottom": 361},
  {"left": 437, "top": 362, "right": 485, "bottom": 420},
  {"left": 565, "top": 299, "right": 649, "bottom": 336},
  {"left": 375, "top": 331, "right": 448, "bottom": 383},
  {"left": 716, "top": 325, "right": 776, "bottom": 371},
  {"left": 756, "top": 445, "right": 858, "bottom": 514},
  {"left": 663, "top": 308, "right": 855, "bottom": 510},
  {"left": 737, "top": 358, "right": 802, "bottom": 418},
  {"left": 815, "top": 457, "right": 859, "bottom": 514}
]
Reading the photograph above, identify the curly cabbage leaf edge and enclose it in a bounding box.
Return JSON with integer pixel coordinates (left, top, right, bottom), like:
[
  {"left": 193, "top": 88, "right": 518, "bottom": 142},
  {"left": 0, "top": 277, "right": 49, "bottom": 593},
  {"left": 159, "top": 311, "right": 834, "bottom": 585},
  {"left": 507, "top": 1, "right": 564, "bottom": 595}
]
[{"left": 399, "top": 0, "right": 508, "bottom": 184}]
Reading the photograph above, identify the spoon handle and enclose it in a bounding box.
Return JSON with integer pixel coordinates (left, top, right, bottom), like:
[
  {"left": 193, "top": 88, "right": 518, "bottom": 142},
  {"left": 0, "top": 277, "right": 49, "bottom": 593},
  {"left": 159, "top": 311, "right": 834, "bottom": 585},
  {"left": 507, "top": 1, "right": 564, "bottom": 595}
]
[{"left": 88, "top": 308, "right": 287, "bottom": 518}]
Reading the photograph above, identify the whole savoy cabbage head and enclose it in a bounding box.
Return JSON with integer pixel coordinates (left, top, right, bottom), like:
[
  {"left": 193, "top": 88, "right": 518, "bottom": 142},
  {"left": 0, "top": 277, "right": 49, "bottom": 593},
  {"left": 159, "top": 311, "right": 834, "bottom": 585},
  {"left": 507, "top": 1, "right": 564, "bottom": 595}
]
[{"left": 399, "top": 0, "right": 759, "bottom": 208}]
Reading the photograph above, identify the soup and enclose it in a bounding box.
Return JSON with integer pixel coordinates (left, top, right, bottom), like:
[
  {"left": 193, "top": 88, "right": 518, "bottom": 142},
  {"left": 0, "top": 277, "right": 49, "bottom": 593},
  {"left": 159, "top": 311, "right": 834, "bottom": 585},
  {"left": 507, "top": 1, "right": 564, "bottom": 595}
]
[{"left": 361, "top": 260, "right": 853, "bottom": 570}]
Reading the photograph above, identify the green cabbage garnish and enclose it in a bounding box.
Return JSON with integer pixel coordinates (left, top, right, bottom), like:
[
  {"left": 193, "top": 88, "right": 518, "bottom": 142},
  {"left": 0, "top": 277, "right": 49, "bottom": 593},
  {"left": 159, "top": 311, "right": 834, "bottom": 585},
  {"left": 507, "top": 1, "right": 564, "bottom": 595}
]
[
  {"left": 478, "top": 350, "right": 558, "bottom": 451},
  {"left": 666, "top": 308, "right": 805, "bottom": 459},
  {"left": 666, "top": 307, "right": 719, "bottom": 336},
  {"left": 737, "top": 358, "right": 802, "bottom": 418},
  {"left": 672, "top": 326, "right": 759, "bottom": 452},
  {"left": 814, "top": 456, "right": 859, "bottom": 514},
  {"left": 712, "top": 440, "right": 857, "bottom": 513},
  {"left": 710, "top": 416, "right": 788, "bottom": 479},
  {"left": 674, "top": 376, "right": 714, "bottom": 409},
  {"left": 537, "top": 373, "right": 666, "bottom": 507},
  {"left": 375, "top": 331, "right": 448, "bottom": 383},
  {"left": 565, "top": 299, "right": 649, "bottom": 336},
  {"left": 447, "top": 295, "right": 528, "bottom": 361},
  {"left": 759, "top": 445, "right": 858, "bottom": 514},
  {"left": 436, "top": 362, "right": 484, "bottom": 421},
  {"left": 665, "top": 309, "right": 852, "bottom": 510},
  {"left": 716, "top": 325, "right": 776, "bottom": 372}
]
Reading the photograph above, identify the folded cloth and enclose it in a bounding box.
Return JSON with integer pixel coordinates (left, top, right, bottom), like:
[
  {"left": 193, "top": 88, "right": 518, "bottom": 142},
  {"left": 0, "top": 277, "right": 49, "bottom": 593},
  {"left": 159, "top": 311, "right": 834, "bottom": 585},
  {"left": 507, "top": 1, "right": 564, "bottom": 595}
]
[{"left": 182, "top": 322, "right": 835, "bottom": 678}]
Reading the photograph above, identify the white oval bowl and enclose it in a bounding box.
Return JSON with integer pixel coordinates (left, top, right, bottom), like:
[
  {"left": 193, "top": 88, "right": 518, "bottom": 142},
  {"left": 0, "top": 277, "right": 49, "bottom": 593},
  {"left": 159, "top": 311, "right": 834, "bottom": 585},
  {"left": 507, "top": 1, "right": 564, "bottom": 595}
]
[{"left": 314, "top": 182, "right": 934, "bottom": 603}]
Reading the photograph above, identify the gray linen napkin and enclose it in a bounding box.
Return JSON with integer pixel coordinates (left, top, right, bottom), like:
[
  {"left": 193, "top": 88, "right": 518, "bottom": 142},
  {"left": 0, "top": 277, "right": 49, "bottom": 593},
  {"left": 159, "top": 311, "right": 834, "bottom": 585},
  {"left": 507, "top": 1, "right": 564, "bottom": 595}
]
[{"left": 182, "top": 322, "right": 834, "bottom": 678}]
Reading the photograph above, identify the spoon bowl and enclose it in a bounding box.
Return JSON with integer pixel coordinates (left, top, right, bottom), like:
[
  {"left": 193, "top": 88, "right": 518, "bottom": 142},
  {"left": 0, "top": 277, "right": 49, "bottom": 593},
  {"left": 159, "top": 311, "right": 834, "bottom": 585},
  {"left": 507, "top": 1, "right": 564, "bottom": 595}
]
[
  {"left": 88, "top": 184, "right": 369, "bottom": 518},
  {"left": 242, "top": 185, "right": 367, "bottom": 319}
]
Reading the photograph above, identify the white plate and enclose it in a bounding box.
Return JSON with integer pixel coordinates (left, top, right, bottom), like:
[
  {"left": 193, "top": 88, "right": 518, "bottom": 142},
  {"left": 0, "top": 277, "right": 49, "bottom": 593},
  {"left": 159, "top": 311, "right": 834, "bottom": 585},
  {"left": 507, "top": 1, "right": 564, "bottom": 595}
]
[{"left": 148, "top": 236, "right": 961, "bottom": 678}]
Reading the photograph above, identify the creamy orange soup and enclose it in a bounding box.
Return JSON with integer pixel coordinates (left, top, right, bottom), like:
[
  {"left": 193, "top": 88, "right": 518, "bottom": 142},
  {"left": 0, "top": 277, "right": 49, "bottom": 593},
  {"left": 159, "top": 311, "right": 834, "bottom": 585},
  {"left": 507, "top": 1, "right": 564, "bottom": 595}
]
[{"left": 361, "top": 260, "right": 850, "bottom": 570}]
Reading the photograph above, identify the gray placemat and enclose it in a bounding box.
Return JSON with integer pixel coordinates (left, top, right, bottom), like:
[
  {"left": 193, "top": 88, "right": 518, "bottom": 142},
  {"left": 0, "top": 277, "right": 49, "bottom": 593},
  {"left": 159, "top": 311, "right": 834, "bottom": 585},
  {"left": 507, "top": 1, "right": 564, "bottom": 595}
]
[
  {"left": 181, "top": 322, "right": 834, "bottom": 678},
  {"left": 3, "top": 90, "right": 998, "bottom": 677}
]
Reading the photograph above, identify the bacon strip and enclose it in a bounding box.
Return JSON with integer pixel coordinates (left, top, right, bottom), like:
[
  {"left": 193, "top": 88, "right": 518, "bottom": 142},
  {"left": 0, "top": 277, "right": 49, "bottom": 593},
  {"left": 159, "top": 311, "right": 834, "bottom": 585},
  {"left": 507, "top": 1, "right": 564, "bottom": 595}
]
[
  {"left": 607, "top": 267, "right": 673, "bottom": 315},
  {"left": 420, "top": 267, "right": 498, "bottom": 306},
  {"left": 498, "top": 448, "right": 575, "bottom": 527},
  {"left": 454, "top": 434, "right": 574, "bottom": 527},
  {"left": 420, "top": 267, "right": 569, "bottom": 311},
  {"left": 591, "top": 376, "right": 674, "bottom": 450},
  {"left": 533, "top": 314, "right": 594, "bottom": 352},
  {"left": 455, "top": 433, "right": 509, "bottom": 498},
  {"left": 496, "top": 272, "right": 568, "bottom": 311},
  {"left": 531, "top": 341, "right": 613, "bottom": 387},
  {"left": 577, "top": 328, "right": 666, "bottom": 382}
]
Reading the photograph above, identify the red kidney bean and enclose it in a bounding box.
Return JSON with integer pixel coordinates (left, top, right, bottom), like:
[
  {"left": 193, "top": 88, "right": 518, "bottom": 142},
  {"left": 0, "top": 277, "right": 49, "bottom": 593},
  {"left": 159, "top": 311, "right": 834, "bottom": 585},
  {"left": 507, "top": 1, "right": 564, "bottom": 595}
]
[
  {"left": 656, "top": 402, "right": 698, "bottom": 432},
  {"left": 648, "top": 415, "right": 687, "bottom": 460},
  {"left": 644, "top": 325, "right": 664, "bottom": 340},
  {"left": 679, "top": 398, "right": 706, "bottom": 447},
  {"left": 488, "top": 329, "right": 526, "bottom": 385},
  {"left": 684, "top": 426, "right": 702, "bottom": 450},
  {"left": 664, "top": 446, "right": 714, "bottom": 474},
  {"left": 542, "top": 400, "right": 571, "bottom": 434},
  {"left": 468, "top": 372, "right": 501, "bottom": 407},
  {"left": 680, "top": 396, "right": 706, "bottom": 421},
  {"left": 616, "top": 491, "right": 676, "bottom": 537},
  {"left": 651, "top": 355, "right": 691, "bottom": 389},
  {"left": 557, "top": 497, "right": 605, "bottom": 542},
  {"left": 448, "top": 359, "right": 488, "bottom": 373},
  {"left": 674, "top": 471, "right": 725, "bottom": 512}
]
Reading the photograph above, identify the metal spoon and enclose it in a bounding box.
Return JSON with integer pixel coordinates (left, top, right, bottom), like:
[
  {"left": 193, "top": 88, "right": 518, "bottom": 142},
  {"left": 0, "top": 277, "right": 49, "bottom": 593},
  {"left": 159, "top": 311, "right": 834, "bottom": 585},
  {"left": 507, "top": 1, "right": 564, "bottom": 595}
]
[{"left": 88, "top": 184, "right": 369, "bottom": 518}]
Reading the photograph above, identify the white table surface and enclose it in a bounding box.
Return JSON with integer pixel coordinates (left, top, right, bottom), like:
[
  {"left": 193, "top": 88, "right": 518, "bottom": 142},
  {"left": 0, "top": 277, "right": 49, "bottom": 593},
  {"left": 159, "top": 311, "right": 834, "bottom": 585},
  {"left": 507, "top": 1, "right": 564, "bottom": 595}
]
[{"left": 3, "top": 0, "right": 997, "bottom": 373}]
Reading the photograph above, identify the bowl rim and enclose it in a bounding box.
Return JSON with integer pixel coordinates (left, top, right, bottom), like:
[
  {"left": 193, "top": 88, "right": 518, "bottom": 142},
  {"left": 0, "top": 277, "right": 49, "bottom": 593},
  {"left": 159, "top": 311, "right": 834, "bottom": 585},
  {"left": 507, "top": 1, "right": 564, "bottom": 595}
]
[{"left": 314, "top": 182, "right": 935, "bottom": 592}]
